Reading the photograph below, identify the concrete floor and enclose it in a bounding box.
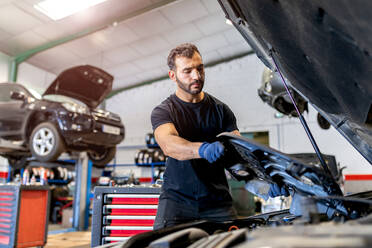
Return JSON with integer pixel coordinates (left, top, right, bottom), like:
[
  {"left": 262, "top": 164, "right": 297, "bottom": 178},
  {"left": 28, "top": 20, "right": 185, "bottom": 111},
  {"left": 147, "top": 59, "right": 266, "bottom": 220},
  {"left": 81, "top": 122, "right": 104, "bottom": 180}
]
[
  {"left": 46, "top": 231, "right": 91, "bottom": 248},
  {"left": 45, "top": 224, "right": 91, "bottom": 248}
]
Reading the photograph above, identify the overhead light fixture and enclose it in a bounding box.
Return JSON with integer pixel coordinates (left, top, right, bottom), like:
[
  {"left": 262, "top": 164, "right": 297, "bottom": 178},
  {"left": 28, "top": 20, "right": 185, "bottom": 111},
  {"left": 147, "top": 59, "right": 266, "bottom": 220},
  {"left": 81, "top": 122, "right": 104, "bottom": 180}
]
[
  {"left": 225, "top": 19, "right": 233, "bottom": 25},
  {"left": 34, "top": 0, "right": 107, "bottom": 21}
]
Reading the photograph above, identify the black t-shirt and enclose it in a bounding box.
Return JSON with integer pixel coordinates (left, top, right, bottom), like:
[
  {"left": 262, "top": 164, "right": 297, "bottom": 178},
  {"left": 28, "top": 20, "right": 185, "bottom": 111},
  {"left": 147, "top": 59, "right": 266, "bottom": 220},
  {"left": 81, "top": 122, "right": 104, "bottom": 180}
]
[{"left": 151, "top": 93, "right": 238, "bottom": 210}]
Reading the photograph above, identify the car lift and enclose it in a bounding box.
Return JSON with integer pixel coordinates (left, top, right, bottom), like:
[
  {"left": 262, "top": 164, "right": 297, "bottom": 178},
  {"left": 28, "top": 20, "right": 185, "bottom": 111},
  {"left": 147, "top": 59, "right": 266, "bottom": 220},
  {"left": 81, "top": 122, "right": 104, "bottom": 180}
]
[
  {"left": 26, "top": 152, "right": 93, "bottom": 232},
  {"left": 72, "top": 152, "right": 92, "bottom": 231}
]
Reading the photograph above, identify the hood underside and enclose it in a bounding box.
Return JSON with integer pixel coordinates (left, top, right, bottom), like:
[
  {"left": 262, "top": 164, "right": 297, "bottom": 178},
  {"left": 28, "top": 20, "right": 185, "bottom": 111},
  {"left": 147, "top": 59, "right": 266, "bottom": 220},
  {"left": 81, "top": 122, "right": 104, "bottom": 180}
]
[
  {"left": 43, "top": 65, "right": 113, "bottom": 109},
  {"left": 218, "top": 0, "right": 372, "bottom": 164}
]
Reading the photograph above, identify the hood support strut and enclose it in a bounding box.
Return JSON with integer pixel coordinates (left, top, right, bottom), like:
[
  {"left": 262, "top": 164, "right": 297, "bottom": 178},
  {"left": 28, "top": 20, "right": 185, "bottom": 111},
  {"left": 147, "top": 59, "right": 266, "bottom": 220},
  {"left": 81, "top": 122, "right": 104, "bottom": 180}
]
[{"left": 269, "top": 49, "right": 332, "bottom": 176}]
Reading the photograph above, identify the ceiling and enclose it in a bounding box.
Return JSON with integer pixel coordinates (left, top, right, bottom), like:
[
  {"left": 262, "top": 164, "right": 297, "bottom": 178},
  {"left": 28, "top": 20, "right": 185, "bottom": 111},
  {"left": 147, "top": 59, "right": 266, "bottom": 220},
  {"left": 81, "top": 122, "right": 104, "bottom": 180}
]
[{"left": 0, "top": 0, "right": 251, "bottom": 90}]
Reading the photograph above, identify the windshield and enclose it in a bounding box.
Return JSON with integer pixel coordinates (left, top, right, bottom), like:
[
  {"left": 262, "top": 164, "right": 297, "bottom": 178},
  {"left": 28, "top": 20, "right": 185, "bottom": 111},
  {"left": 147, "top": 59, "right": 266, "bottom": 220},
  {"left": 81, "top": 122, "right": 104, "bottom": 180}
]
[
  {"left": 27, "top": 88, "right": 42, "bottom": 100},
  {"left": 43, "top": 94, "right": 88, "bottom": 107}
]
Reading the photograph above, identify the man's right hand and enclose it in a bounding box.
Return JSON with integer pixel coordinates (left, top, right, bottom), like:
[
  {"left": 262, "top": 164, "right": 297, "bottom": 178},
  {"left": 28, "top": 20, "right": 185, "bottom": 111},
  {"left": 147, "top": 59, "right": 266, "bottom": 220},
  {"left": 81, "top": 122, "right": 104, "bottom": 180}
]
[{"left": 198, "top": 141, "right": 225, "bottom": 163}]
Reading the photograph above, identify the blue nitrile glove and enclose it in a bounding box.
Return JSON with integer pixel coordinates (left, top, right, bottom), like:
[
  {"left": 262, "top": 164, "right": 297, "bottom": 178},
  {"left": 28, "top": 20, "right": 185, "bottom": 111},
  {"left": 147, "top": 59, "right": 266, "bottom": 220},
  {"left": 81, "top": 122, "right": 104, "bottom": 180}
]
[
  {"left": 198, "top": 141, "right": 225, "bottom": 163},
  {"left": 268, "top": 183, "right": 289, "bottom": 198}
]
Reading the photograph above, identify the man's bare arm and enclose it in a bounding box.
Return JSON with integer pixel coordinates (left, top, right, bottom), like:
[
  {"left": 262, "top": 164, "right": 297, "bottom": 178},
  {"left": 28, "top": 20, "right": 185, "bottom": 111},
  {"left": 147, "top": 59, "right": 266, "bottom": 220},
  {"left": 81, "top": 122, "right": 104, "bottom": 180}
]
[{"left": 154, "top": 123, "right": 202, "bottom": 161}]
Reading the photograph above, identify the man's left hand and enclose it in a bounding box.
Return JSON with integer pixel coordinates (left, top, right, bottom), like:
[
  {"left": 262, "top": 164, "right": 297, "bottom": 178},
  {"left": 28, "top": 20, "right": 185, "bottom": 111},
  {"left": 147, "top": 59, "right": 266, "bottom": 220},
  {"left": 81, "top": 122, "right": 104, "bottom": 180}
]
[{"left": 198, "top": 141, "right": 225, "bottom": 163}]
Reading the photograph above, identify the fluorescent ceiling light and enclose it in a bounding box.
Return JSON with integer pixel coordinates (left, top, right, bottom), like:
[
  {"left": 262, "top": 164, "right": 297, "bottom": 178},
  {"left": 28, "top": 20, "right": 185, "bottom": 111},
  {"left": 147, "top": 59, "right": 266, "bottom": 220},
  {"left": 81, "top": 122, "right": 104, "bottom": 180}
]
[{"left": 34, "top": 0, "right": 107, "bottom": 21}]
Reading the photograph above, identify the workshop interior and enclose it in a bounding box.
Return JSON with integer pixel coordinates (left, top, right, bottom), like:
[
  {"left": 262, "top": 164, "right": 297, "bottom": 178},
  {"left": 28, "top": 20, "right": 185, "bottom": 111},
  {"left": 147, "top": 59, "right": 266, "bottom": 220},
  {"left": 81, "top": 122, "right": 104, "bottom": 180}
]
[{"left": 0, "top": 0, "right": 371, "bottom": 247}]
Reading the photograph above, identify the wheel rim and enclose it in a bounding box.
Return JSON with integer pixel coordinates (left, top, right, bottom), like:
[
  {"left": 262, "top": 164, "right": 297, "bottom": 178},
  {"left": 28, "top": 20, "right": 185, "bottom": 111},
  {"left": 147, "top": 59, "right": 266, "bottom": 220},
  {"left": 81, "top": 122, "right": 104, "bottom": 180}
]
[{"left": 32, "top": 127, "right": 55, "bottom": 156}]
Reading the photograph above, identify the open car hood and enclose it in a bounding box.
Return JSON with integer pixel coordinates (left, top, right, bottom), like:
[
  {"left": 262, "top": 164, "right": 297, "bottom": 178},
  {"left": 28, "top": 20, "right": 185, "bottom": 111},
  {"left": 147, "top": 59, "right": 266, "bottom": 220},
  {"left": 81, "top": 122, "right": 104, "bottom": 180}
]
[
  {"left": 218, "top": 0, "right": 372, "bottom": 164},
  {"left": 43, "top": 65, "right": 113, "bottom": 109}
]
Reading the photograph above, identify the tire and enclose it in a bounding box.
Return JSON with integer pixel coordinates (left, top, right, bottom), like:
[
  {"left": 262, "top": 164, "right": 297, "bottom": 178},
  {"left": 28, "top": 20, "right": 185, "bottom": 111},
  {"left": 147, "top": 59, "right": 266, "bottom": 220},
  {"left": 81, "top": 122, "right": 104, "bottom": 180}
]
[
  {"left": 145, "top": 133, "right": 159, "bottom": 148},
  {"left": 88, "top": 146, "right": 116, "bottom": 168},
  {"left": 134, "top": 149, "right": 146, "bottom": 164},
  {"left": 29, "top": 122, "right": 64, "bottom": 162},
  {"left": 145, "top": 133, "right": 153, "bottom": 145}
]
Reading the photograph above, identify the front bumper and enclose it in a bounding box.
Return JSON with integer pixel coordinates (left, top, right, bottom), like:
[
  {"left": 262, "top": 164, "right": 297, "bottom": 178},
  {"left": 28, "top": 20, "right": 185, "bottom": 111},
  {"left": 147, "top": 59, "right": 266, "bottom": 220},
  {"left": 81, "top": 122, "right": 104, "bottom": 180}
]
[{"left": 56, "top": 111, "right": 124, "bottom": 148}]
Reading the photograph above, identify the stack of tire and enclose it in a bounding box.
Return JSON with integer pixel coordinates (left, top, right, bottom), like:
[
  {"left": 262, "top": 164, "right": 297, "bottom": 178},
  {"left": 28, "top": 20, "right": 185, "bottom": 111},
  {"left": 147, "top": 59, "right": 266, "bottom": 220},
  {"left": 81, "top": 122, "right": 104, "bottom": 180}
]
[
  {"left": 134, "top": 133, "right": 167, "bottom": 165},
  {"left": 25, "top": 166, "right": 73, "bottom": 184}
]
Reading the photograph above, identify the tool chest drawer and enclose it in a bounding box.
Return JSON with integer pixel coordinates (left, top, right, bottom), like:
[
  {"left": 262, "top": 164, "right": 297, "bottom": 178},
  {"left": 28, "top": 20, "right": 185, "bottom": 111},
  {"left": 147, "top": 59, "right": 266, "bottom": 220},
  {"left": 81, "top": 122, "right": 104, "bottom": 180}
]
[{"left": 91, "top": 186, "right": 160, "bottom": 247}]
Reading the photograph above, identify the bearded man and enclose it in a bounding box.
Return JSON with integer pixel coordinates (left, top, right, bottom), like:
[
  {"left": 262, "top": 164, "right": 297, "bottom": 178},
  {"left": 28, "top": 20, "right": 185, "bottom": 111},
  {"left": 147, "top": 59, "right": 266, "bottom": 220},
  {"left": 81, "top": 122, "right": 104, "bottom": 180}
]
[{"left": 151, "top": 43, "right": 241, "bottom": 229}]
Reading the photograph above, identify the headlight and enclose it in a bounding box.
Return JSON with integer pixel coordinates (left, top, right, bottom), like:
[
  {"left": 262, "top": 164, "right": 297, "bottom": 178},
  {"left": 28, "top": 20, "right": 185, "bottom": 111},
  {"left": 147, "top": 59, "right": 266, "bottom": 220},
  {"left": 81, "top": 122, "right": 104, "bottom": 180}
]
[
  {"left": 264, "top": 81, "right": 272, "bottom": 93},
  {"left": 62, "top": 102, "right": 90, "bottom": 115}
]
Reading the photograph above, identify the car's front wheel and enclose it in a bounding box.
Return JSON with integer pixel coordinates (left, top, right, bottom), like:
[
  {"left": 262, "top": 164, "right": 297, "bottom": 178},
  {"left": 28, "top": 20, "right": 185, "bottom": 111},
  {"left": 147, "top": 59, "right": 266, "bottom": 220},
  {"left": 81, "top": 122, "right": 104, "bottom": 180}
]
[
  {"left": 29, "top": 122, "right": 64, "bottom": 162},
  {"left": 88, "top": 147, "right": 116, "bottom": 168}
]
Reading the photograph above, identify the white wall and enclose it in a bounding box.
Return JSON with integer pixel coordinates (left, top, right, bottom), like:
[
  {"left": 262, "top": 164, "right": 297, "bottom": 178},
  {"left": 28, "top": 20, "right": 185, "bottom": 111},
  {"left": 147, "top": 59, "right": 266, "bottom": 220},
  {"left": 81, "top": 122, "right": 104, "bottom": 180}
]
[
  {"left": 17, "top": 62, "right": 56, "bottom": 94},
  {"left": 107, "top": 54, "right": 371, "bottom": 178},
  {"left": 0, "top": 52, "right": 9, "bottom": 82}
]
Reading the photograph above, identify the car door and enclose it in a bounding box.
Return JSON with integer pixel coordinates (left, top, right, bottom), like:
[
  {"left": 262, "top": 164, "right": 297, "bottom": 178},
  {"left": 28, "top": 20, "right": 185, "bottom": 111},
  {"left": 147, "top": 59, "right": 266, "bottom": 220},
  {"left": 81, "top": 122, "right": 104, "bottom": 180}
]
[{"left": 0, "top": 84, "right": 29, "bottom": 138}]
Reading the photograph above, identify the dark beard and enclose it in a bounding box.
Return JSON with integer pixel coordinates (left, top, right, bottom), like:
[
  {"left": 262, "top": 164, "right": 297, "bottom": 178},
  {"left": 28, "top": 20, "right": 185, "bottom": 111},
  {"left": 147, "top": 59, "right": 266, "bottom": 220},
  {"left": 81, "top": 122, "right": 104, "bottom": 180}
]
[{"left": 175, "top": 76, "right": 204, "bottom": 95}]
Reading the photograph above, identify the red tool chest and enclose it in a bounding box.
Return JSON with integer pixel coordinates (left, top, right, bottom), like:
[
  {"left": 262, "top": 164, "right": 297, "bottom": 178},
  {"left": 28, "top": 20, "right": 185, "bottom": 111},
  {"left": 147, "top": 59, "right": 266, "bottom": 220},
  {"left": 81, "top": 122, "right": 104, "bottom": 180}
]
[
  {"left": 0, "top": 185, "right": 50, "bottom": 248},
  {"left": 91, "top": 186, "right": 160, "bottom": 246}
]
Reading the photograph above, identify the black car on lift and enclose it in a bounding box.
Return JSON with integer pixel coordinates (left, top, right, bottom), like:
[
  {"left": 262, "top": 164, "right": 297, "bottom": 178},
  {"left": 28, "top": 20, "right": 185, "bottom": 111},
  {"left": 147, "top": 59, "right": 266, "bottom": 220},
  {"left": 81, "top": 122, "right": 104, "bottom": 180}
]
[
  {"left": 0, "top": 65, "right": 124, "bottom": 168},
  {"left": 97, "top": 1, "right": 372, "bottom": 247}
]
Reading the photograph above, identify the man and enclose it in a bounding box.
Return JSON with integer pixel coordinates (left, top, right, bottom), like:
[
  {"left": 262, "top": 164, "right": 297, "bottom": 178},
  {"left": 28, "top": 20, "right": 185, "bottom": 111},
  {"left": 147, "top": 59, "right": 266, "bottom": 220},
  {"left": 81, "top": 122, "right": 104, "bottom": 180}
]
[{"left": 151, "top": 43, "right": 285, "bottom": 230}]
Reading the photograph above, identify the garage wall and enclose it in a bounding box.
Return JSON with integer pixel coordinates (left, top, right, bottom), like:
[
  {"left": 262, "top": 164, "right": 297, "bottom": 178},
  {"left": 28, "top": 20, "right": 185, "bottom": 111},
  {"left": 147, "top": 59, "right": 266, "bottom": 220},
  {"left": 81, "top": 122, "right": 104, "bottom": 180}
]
[
  {"left": 0, "top": 52, "right": 10, "bottom": 82},
  {"left": 107, "top": 54, "right": 371, "bottom": 179},
  {"left": 17, "top": 62, "right": 57, "bottom": 94}
]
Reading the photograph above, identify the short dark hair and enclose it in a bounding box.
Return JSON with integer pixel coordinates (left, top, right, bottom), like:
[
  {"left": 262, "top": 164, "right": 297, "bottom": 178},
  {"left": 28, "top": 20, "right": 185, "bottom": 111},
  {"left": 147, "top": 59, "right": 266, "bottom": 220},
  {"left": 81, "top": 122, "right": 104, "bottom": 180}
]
[{"left": 167, "top": 43, "right": 201, "bottom": 70}]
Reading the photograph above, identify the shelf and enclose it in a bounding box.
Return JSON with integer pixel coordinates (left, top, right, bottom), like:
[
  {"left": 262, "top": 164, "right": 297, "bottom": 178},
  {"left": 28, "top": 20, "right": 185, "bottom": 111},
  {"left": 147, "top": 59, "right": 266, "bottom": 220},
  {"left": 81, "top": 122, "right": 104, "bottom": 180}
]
[{"left": 135, "top": 162, "right": 165, "bottom": 167}]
